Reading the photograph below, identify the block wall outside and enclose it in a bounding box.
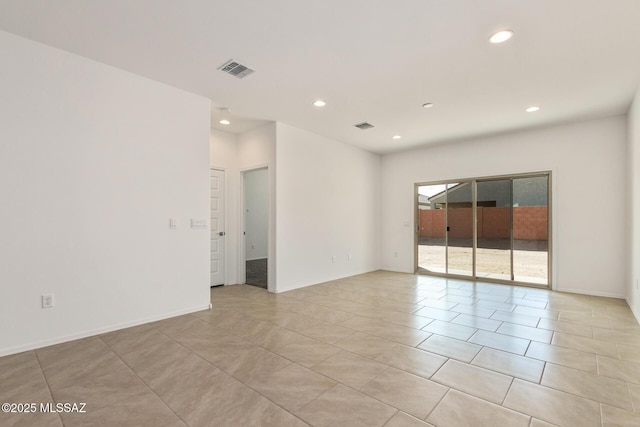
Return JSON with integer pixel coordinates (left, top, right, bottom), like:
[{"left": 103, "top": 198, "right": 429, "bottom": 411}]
[
  {"left": 447, "top": 208, "right": 473, "bottom": 238},
  {"left": 419, "top": 206, "right": 548, "bottom": 240},
  {"left": 513, "top": 206, "right": 548, "bottom": 240},
  {"left": 419, "top": 209, "right": 446, "bottom": 238},
  {"left": 482, "top": 207, "right": 510, "bottom": 238}
]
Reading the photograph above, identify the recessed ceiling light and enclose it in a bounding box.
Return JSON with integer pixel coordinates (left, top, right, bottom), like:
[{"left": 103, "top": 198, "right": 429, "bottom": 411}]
[
  {"left": 219, "top": 119, "right": 231, "bottom": 125},
  {"left": 313, "top": 100, "right": 326, "bottom": 107},
  {"left": 422, "top": 103, "right": 434, "bottom": 109},
  {"left": 392, "top": 135, "right": 402, "bottom": 140},
  {"left": 489, "top": 29, "right": 514, "bottom": 44},
  {"left": 526, "top": 106, "right": 540, "bottom": 113}
]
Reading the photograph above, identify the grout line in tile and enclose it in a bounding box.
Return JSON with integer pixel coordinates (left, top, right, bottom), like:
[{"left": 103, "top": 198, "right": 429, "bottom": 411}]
[
  {"left": 422, "top": 385, "right": 452, "bottom": 422},
  {"left": 522, "top": 338, "right": 534, "bottom": 356},
  {"left": 499, "top": 375, "right": 516, "bottom": 406},
  {"left": 539, "top": 361, "right": 547, "bottom": 385},
  {"left": 598, "top": 402, "right": 604, "bottom": 427},
  {"left": 32, "top": 350, "right": 64, "bottom": 426},
  {"left": 173, "top": 302, "right": 345, "bottom": 423},
  {"left": 529, "top": 365, "right": 630, "bottom": 414},
  {"left": 429, "top": 356, "right": 450, "bottom": 379},
  {"left": 628, "top": 382, "right": 638, "bottom": 413},
  {"left": 468, "top": 348, "right": 482, "bottom": 365},
  {"left": 98, "top": 332, "right": 191, "bottom": 426},
  {"left": 380, "top": 411, "right": 401, "bottom": 426},
  {"left": 358, "top": 366, "right": 392, "bottom": 392}
]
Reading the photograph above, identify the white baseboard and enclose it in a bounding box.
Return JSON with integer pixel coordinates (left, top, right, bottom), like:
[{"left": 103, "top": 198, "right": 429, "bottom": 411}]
[
  {"left": 0, "top": 304, "right": 210, "bottom": 357},
  {"left": 556, "top": 287, "right": 625, "bottom": 299},
  {"left": 627, "top": 298, "right": 640, "bottom": 324}
]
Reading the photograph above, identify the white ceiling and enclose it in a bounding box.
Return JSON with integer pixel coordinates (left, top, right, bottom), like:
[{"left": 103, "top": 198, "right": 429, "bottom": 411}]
[{"left": 1, "top": 0, "right": 639, "bottom": 154}]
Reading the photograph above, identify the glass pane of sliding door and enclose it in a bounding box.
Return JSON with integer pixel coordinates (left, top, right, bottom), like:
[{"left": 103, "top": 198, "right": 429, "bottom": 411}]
[
  {"left": 513, "top": 176, "right": 549, "bottom": 285},
  {"left": 445, "top": 182, "right": 473, "bottom": 277},
  {"left": 417, "top": 183, "right": 447, "bottom": 274},
  {"left": 476, "top": 179, "right": 512, "bottom": 281}
]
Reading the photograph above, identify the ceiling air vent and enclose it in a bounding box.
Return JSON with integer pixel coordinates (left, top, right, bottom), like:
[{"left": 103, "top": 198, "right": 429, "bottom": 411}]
[
  {"left": 218, "top": 59, "right": 255, "bottom": 79},
  {"left": 354, "top": 122, "right": 374, "bottom": 130}
]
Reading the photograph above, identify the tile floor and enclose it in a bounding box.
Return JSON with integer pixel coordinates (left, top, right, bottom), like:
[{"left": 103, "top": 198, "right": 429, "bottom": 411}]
[{"left": 2, "top": 271, "right": 640, "bottom": 426}]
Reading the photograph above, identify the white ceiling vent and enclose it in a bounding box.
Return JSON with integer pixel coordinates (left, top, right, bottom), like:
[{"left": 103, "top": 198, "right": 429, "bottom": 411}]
[
  {"left": 354, "top": 122, "right": 374, "bottom": 130},
  {"left": 218, "top": 59, "right": 255, "bottom": 79}
]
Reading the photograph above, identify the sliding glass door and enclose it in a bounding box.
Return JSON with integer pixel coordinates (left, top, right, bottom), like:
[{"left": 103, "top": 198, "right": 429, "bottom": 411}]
[
  {"left": 512, "top": 176, "right": 549, "bottom": 284},
  {"left": 416, "top": 181, "right": 473, "bottom": 277},
  {"left": 417, "top": 183, "right": 447, "bottom": 274},
  {"left": 416, "top": 173, "right": 550, "bottom": 287},
  {"left": 476, "top": 179, "right": 512, "bottom": 281},
  {"left": 446, "top": 182, "right": 473, "bottom": 277}
]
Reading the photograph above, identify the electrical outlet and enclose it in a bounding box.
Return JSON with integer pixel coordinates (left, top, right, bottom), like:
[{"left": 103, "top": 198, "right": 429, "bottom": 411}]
[{"left": 42, "top": 294, "right": 54, "bottom": 309}]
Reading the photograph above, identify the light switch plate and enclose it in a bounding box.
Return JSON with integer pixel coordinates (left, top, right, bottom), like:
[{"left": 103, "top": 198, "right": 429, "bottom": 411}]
[
  {"left": 191, "top": 219, "right": 208, "bottom": 229},
  {"left": 169, "top": 218, "right": 177, "bottom": 229}
]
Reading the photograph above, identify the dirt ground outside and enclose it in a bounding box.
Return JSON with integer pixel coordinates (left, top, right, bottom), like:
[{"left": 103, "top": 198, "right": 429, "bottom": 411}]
[{"left": 417, "top": 238, "right": 548, "bottom": 285}]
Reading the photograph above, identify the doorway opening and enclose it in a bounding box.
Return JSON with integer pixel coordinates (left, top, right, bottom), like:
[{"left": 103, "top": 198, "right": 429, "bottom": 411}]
[
  {"left": 416, "top": 172, "right": 551, "bottom": 287},
  {"left": 243, "top": 168, "right": 269, "bottom": 289}
]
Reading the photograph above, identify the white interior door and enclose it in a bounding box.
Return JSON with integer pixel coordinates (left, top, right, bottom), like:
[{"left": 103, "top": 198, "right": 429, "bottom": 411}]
[{"left": 210, "top": 169, "right": 225, "bottom": 286}]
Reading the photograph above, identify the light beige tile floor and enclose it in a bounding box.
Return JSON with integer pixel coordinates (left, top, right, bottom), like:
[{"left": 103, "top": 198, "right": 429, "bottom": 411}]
[{"left": 2, "top": 271, "right": 640, "bottom": 426}]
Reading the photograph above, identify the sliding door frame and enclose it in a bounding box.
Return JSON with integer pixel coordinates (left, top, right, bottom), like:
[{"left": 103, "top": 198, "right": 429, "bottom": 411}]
[{"left": 415, "top": 171, "right": 552, "bottom": 289}]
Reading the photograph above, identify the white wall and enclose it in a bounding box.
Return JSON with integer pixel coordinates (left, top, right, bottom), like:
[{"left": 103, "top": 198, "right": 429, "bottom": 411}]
[
  {"left": 237, "top": 124, "right": 277, "bottom": 289},
  {"left": 210, "top": 129, "right": 239, "bottom": 286},
  {"left": 238, "top": 123, "right": 277, "bottom": 170},
  {"left": 628, "top": 88, "right": 640, "bottom": 319},
  {"left": 244, "top": 168, "right": 269, "bottom": 260},
  {"left": 381, "top": 116, "right": 628, "bottom": 298},
  {"left": 0, "top": 31, "right": 211, "bottom": 356},
  {"left": 275, "top": 123, "right": 381, "bottom": 292}
]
